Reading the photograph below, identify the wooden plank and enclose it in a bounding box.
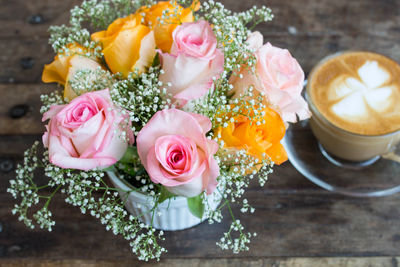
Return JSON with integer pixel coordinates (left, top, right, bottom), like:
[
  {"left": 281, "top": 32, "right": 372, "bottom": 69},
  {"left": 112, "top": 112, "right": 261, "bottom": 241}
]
[
  {"left": 2, "top": 179, "right": 400, "bottom": 259},
  {"left": 0, "top": 84, "right": 57, "bottom": 135},
  {"left": 0, "top": 135, "right": 41, "bottom": 156},
  {"left": 1, "top": 0, "right": 400, "bottom": 38},
  {"left": 0, "top": 0, "right": 76, "bottom": 38},
  {"left": 234, "top": 0, "right": 400, "bottom": 37},
  {"left": 2, "top": 32, "right": 400, "bottom": 84},
  {"left": 0, "top": 39, "right": 54, "bottom": 84},
  {"left": 1, "top": 0, "right": 400, "bottom": 84},
  {"left": 1, "top": 257, "right": 400, "bottom": 267}
]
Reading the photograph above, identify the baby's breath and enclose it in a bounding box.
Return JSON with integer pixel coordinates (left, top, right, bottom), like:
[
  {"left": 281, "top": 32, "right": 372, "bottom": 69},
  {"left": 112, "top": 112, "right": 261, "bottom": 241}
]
[
  {"left": 40, "top": 91, "right": 66, "bottom": 113},
  {"left": 68, "top": 68, "right": 115, "bottom": 96},
  {"left": 9, "top": 142, "right": 166, "bottom": 260},
  {"left": 110, "top": 67, "right": 170, "bottom": 134},
  {"left": 49, "top": 0, "right": 156, "bottom": 57}
]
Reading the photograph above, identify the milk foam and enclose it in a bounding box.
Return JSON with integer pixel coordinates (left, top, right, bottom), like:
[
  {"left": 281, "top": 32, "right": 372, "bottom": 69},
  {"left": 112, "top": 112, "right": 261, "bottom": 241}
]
[
  {"left": 310, "top": 52, "right": 400, "bottom": 135},
  {"left": 329, "top": 60, "right": 395, "bottom": 122},
  {"left": 364, "top": 86, "right": 394, "bottom": 113},
  {"left": 331, "top": 91, "right": 368, "bottom": 120}
]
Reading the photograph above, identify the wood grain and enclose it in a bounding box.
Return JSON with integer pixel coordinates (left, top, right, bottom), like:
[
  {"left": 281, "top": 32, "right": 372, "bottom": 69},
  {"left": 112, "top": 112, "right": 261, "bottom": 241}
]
[
  {"left": 2, "top": 161, "right": 400, "bottom": 260},
  {"left": 1, "top": 0, "right": 400, "bottom": 38},
  {"left": 1, "top": 0, "right": 400, "bottom": 264},
  {"left": 1, "top": 257, "right": 400, "bottom": 267},
  {"left": 0, "top": 84, "right": 56, "bottom": 135},
  {"left": 0, "top": 0, "right": 77, "bottom": 38},
  {"left": 2, "top": 35, "right": 400, "bottom": 84},
  {"left": 2, "top": 176, "right": 400, "bottom": 260},
  {"left": 2, "top": 0, "right": 400, "bottom": 84}
]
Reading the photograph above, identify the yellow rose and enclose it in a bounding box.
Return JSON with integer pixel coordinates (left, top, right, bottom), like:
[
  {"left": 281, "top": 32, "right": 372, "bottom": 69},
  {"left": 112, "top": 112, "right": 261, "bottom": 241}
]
[
  {"left": 91, "top": 13, "right": 156, "bottom": 77},
  {"left": 42, "top": 44, "right": 102, "bottom": 101},
  {"left": 216, "top": 107, "right": 288, "bottom": 165},
  {"left": 138, "top": 0, "right": 200, "bottom": 52}
]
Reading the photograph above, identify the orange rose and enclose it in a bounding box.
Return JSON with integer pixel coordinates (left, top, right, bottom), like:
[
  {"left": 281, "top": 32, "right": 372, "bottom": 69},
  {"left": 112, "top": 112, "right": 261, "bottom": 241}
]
[
  {"left": 91, "top": 13, "right": 156, "bottom": 77},
  {"left": 216, "top": 106, "right": 288, "bottom": 165},
  {"left": 138, "top": 0, "right": 200, "bottom": 52},
  {"left": 42, "top": 44, "right": 102, "bottom": 101}
]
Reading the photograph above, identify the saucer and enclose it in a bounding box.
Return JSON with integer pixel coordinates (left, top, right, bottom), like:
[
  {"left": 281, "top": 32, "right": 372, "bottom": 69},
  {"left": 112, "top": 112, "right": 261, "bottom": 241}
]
[{"left": 282, "top": 120, "right": 400, "bottom": 197}]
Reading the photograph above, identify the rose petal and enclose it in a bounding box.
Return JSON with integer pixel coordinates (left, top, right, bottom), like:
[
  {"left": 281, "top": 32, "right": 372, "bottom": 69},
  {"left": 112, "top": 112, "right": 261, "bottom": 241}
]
[
  {"left": 44, "top": 89, "right": 133, "bottom": 170},
  {"left": 137, "top": 109, "right": 208, "bottom": 168},
  {"left": 42, "top": 105, "right": 65, "bottom": 122},
  {"left": 137, "top": 109, "right": 219, "bottom": 196},
  {"left": 42, "top": 55, "right": 70, "bottom": 85},
  {"left": 132, "top": 30, "right": 157, "bottom": 73},
  {"left": 72, "top": 112, "right": 105, "bottom": 156},
  {"left": 204, "top": 152, "right": 220, "bottom": 194},
  {"left": 165, "top": 174, "right": 204, "bottom": 198},
  {"left": 189, "top": 112, "right": 212, "bottom": 134},
  {"left": 103, "top": 25, "right": 151, "bottom": 77}
]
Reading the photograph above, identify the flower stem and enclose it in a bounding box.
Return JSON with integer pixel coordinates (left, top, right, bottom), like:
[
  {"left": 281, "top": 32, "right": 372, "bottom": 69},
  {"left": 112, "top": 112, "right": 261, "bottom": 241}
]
[{"left": 44, "top": 184, "right": 62, "bottom": 209}]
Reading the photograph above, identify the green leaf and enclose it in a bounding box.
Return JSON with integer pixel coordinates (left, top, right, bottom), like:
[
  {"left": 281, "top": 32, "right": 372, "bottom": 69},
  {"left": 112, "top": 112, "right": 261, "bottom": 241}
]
[
  {"left": 119, "top": 146, "right": 137, "bottom": 164},
  {"left": 152, "top": 53, "right": 160, "bottom": 67},
  {"left": 102, "top": 165, "right": 116, "bottom": 172},
  {"left": 157, "top": 186, "right": 176, "bottom": 205},
  {"left": 187, "top": 194, "right": 205, "bottom": 219}
]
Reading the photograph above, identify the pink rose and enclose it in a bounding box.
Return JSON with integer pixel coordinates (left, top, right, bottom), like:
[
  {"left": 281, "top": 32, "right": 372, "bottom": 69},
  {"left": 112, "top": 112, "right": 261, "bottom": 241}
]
[
  {"left": 158, "top": 20, "right": 224, "bottom": 107},
  {"left": 42, "top": 89, "right": 134, "bottom": 171},
  {"left": 136, "top": 109, "right": 220, "bottom": 198},
  {"left": 230, "top": 32, "right": 311, "bottom": 123}
]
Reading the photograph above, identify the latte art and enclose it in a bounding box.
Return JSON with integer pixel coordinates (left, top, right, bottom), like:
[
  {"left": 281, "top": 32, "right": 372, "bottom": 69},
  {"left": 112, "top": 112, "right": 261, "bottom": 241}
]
[
  {"left": 330, "top": 60, "right": 397, "bottom": 120},
  {"left": 309, "top": 52, "right": 400, "bottom": 135}
]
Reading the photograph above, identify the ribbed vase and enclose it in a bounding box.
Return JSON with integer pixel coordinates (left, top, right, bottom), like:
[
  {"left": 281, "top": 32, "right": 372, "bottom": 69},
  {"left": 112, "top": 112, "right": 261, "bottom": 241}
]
[{"left": 107, "top": 171, "right": 221, "bottom": 231}]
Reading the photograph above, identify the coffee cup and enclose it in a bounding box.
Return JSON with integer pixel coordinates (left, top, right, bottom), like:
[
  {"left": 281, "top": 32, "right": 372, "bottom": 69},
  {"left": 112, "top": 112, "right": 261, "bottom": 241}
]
[{"left": 306, "top": 51, "right": 400, "bottom": 165}]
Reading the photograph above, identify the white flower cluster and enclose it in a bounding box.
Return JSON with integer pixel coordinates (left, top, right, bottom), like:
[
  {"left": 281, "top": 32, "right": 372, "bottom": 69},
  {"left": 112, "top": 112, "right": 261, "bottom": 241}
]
[
  {"left": 33, "top": 208, "right": 55, "bottom": 232},
  {"left": 9, "top": 142, "right": 166, "bottom": 260},
  {"left": 40, "top": 91, "right": 65, "bottom": 114},
  {"left": 114, "top": 147, "right": 156, "bottom": 195},
  {"left": 8, "top": 142, "right": 54, "bottom": 230},
  {"left": 50, "top": 0, "right": 156, "bottom": 56},
  {"left": 69, "top": 68, "right": 115, "bottom": 96},
  {"left": 59, "top": 169, "right": 166, "bottom": 261},
  {"left": 110, "top": 67, "right": 171, "bottom": 134},
  {"left": 200, "top": 0, "right": 272, "bottom": 74},
  {"left": 70, "top": 0, "right": 155, "bottom": 30},
  {"left": 216, "top": 219, "right": 256, "bottom": 253},
  {"left": 202, "top": 143, "right": 273, "bottom": 249}
]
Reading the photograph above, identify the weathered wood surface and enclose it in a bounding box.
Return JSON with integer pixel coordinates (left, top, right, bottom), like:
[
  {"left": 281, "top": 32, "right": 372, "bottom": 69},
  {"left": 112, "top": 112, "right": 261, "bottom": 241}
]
[
  {"left": 2, "top": 0, "right": 400, "bottom": 84},
  {"left": 2, "top": 0, "right": 400, "bottom": 38},
  {"left": 2, "top": 167, "right": 400, "bottom": 260},
  {"left": 0, "top": 85, "right": 55, "bottom": 135},
  {"left": 2, "top": 257, "right": 400, "bottom": 267},
  {"left": 1, "top": 0, "right": 400, "bottom": 266}
]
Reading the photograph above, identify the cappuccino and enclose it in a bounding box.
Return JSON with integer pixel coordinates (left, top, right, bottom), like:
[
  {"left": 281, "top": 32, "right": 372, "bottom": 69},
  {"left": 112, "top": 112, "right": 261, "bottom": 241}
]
[
  {"left": 309, "top": 51, "right": 400, "bottom": 136},
  {"left": 306, "top": 51, "right": 400, "bottom": 162}
]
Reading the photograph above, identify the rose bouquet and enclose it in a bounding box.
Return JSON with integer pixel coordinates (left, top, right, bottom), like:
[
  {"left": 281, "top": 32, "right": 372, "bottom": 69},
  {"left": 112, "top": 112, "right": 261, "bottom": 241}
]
[{"left": 8, "top": 0, "right": 310, "bottom": 261}]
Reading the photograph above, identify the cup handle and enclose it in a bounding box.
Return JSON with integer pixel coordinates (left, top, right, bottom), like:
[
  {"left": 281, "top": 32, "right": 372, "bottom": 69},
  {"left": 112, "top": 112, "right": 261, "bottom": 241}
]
[
  {"left": 382, "top": 153, "right": 400, "bottom": 163},
  {"left": 382, "top": 144, "right": 400, "bottom": 163}
]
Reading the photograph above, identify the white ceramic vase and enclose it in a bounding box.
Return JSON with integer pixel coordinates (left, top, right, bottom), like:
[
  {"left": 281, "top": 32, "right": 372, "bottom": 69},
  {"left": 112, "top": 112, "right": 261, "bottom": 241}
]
[{"left": 107, "top": 171, "right": 221, "bottom": 231}]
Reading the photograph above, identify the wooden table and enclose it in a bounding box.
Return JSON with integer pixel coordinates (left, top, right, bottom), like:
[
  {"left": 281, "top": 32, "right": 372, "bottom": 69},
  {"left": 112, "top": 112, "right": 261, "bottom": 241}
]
[{"left": 1, "top": 0, "right": 400, "bottom": 266}]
